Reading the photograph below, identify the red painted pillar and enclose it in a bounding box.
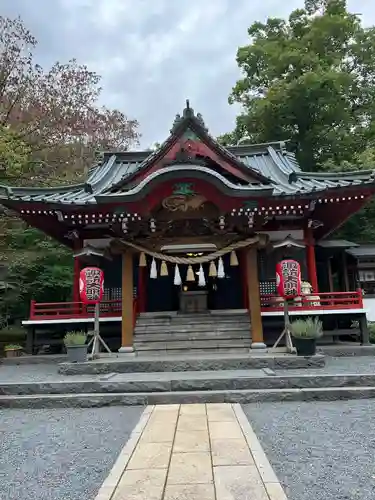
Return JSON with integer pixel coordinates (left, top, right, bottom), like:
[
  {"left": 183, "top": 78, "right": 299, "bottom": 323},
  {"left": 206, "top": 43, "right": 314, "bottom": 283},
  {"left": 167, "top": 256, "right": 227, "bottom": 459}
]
[
  {"left": 305, "top": 227, "right": 319, "bottom": 292},
  {"left": 138, "top": 266, "right": 147, "bottom": 313}
]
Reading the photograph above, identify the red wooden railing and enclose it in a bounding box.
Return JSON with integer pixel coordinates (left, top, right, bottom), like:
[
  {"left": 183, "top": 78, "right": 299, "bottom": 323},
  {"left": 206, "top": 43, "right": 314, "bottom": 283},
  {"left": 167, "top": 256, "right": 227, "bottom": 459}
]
[
  {"left": 29, "top": 290, "right": 364, "bottom": 321},
  {"left": 261, "top": 289, "right": 363, "bottom": 311}
]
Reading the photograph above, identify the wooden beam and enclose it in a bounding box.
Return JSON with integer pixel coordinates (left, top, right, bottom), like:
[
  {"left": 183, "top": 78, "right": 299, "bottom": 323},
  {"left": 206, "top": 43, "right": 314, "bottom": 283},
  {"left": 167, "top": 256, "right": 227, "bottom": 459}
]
[
  {"left": 245, "top": 246, "right": 266, "bottom": 348},
  {"left": 327, "top": 257, "right": 334, "bottom": 292},
  {"left": 342, "top": 252, "right": 350, "bottom": 292},
  {"left": 120, "top": 251, "right": 134, "bottom": 351}
]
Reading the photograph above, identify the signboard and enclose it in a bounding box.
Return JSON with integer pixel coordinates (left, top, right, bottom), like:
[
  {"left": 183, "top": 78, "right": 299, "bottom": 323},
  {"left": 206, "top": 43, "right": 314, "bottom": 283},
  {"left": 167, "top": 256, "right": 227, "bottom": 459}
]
[
  {"left": 79, "top": 267, "right": 104, "bottom": 304},
  {"left": 276, "top": 260, "right": 301, "bottom": 299}
]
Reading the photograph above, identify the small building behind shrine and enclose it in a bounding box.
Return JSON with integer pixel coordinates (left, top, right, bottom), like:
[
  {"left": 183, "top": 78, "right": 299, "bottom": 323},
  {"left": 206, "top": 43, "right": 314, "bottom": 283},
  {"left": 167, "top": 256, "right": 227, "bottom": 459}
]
[{"left": 0, "top": 101, "right": 374, "bottom": 354}]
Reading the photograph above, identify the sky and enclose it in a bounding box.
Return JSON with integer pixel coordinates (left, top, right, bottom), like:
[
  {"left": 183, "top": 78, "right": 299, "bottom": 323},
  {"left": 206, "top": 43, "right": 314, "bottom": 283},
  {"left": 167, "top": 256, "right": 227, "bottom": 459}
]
[{"left": 2, "top": 0, "right": 375, "bottom": 149}]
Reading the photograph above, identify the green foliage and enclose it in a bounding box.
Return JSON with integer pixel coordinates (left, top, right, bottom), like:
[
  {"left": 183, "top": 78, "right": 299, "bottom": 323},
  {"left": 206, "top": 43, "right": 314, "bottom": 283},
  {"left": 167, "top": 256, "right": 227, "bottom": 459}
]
[
  {"left": 0, "top": 226, "right": 73, "bottom": 320},
  {"left": 290, "top": 317, "right": 323, "bottom": 339},
  {"left": 225, "top": 0, "right": 375, "bottom": 242},
  {"left": 4, "top": 343, "right": 22, "bottom": 350},
  {"left": 0, "top": 126, "right": 31, "bottom": 181},
  {"left": 64, "top": 331, "right": 87, "bottom": 346},
  {"left": 368, "top": 323, "right": 375, "bottom": 344}
]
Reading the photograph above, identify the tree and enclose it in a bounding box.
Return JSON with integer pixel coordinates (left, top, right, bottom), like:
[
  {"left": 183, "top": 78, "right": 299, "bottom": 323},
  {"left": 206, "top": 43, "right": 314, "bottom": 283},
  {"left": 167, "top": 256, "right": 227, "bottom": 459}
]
[
  {"left": 227, "top": 0, "right": 375, "bottom": 172},
  {"left": 0, "top": 126, "right": 31, "bottom": 182},
  {"left": 0, "top": 16, "right": 140, "bottom": 323},
  {"left": 0, "top": 16, "right": 140, "bottom": 183}
]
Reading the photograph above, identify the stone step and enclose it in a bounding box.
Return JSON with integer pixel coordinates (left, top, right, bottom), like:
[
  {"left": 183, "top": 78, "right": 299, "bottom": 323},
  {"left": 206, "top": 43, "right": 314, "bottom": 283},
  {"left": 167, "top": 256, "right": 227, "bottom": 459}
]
[
  {"left": 58, "top": 353, "right": 326, "bottom": 375},
  {"left": 2, "top": 373, "right": 375, "bottom": 396},
  {"left": 134, "top": 340, "right": 251, "bottom": 352},
  {"left": 1, "top": 385, "right": 375, "bottom": 408},
  {"left": 134, "top": 331, "right": 251, "bottom": 342},
  {"left": 134, "top": 323, "right": 251, "bottom": 334},
  {"left": 136, "top": 314, "right": 249, "bottom": 326},
  {"left": 136, "top": 347, "right": 251, "bottom": 356}
]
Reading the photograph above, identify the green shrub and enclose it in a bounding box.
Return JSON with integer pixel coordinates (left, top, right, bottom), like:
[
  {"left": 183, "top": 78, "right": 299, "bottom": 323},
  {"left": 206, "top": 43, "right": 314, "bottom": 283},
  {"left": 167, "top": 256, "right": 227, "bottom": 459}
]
[
  {"left": 63, "top": 331, "right": 87, "bottom": 346},
  {"left": 4, "top": 343, "right": 23, "bottom": 350},
  {"left": 368, "top": 323, "right": 375, "bottom": 344},
  {"left": 290, "top": 317, "right": 323, "bottom": 340}
]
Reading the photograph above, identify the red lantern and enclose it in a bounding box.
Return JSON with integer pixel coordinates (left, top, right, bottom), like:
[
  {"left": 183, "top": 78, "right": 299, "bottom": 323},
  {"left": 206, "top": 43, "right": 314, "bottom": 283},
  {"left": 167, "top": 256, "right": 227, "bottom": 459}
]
[
  {"left": 79, "top": 267, "right": 104, "bottom": 304},
  {"left": 276, "top": 260, "right": 301, "bottom": 299}
]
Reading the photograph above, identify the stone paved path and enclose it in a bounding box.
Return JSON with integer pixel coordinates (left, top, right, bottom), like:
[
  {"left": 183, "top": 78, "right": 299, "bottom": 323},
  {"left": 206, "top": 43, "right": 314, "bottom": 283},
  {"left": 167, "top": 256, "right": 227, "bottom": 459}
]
[{"left": 95, "top": 403, "right": 287, "bottom": 500}]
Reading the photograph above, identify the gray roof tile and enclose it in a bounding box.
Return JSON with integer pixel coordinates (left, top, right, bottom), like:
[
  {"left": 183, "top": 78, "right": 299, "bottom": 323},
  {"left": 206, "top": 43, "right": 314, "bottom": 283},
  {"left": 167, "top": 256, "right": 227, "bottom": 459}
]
[{"left": 0, "top": 129, "right": 374, "bottom": 204}]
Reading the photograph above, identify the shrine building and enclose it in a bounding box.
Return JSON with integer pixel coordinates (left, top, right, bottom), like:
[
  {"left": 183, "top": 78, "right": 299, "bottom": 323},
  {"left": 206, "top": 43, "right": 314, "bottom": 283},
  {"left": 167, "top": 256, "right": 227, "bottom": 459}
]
[{"left": 1, "top": 101, "right": 374, "bottom": 354}]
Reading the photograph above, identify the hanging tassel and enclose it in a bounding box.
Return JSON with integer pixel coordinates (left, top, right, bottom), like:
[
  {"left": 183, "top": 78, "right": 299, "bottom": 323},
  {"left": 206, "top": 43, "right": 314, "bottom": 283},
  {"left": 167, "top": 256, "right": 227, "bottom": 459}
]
[
  {"left": 186, "top": 264, "right": 195, "bottom": 282},
  {"left": 218, "top": 257, "right": 225, "bottom": 278},
  {"left": 160, "top": 260, "right": 168, "bottom": 276},
  {"left": 139, "top": 252, "right": 147, "bottom": 267},
  {"left": 174, "top": 264, "right": 182, "bottom": 286},
  {"left": 230, "top": 250, "right": 238, "bottom": 266},
  {"left": 209, "top": 260, "right": 217, "bottom": 277},
  {"left": 198, "top": 264, "right": 206, "bottom": 287},
  {"left": 150, "top": 258, "right": 157, "bottom": 279}
]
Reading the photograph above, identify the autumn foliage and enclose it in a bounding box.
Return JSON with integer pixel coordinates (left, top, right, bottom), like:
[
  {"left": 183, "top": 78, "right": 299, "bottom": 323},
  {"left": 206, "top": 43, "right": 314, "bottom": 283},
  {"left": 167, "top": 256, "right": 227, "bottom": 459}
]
[{"left": 0, "top": 16, "right": 139, "bottom": 184}]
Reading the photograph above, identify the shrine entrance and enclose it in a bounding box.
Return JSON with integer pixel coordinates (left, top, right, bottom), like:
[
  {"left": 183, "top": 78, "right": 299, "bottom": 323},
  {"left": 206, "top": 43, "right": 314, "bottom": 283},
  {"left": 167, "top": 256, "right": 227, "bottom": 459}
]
[{"left": 145, "top": 253, "right": 243, "bottom": 313}]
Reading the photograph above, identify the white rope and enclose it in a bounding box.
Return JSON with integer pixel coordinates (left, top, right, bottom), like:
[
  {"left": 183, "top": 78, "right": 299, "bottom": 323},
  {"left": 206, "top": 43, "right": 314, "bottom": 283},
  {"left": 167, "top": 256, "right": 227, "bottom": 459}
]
[{"left": 119, "top": 234, "right": 267, "bottom": 264}]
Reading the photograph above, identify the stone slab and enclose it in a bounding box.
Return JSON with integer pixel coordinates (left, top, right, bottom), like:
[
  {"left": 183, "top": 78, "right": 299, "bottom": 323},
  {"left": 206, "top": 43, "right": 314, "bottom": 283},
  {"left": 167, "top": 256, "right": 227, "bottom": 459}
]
[
  {"left": 5, "top": 372, "right": 375, "bottom": 396},
  {"left": 163, "top": 483, "right": 215, "bottom": 500},
  {"left": 209, "top": 421, "right": 244, "bottom": 440},
  {"left": 177, "top": 414, "right": 208, "bottom": 431},
  {"left": 58, "top": 353, "right": 326, "bottom": 375},
  {"left": 211, "top": 438, "right": 254, "bottom": 466},
  {"left": 168, "top": 451, "right": 213, "bottom": 484},
  {"left": 140, "top": 422, "right": 176, "bottom": 443},
  {"left": 207, "top": 403, "right": 237, "bottom": 422},
  {"left": 214, "top": 465, "right": 269, "bottom": 500},
  {"left": 112, "top": 469, "right": 167, "bottom": 500},
  {"left": 173, "top": 429, "right": 210, "bottom": 453},
  {"left": 3, "top": 385, "right": 375, "bottom": 408},
  {"left": 127, "top": 442, "right": 172, "bottom": 469}
]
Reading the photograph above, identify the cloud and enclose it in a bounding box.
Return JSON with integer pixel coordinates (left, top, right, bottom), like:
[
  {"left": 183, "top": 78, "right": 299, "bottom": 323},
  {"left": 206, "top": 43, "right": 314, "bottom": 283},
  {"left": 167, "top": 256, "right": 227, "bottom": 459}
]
[{"left": 2, "top": 0, "right": 375, "bottom": 148}]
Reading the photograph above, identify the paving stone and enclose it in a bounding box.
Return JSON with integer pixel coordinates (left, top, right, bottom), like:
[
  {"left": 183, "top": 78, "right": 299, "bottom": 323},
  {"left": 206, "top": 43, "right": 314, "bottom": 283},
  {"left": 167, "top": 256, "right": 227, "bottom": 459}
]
[
  {"left": 127, "top": 442, "right": 172, "bottom": 469},
  {"left": 207, "top": 404, "right": 237, "bottom": 422},
  {"left": 173, "top": 430, "right": 210, "bottom": 453},
  {"left": 211, "top": 438, "right": 254, "bottom": 466},
  {"left": 180, "top": 403, "right": 206, "bottom": 415},
  {"left": 209, "top": 421, "right": 244, "bottom": 440},
  {"left": 113, "top": 469, "right": 167, "bottom": 500},
  {"left": 214, "top": 465, "right": 269, "bottom": 500},
  {"left": 153, "top": 404, "right": 180, "bottom": 412},
  {"left": 177, "top": 414, "right": 208, "bottom": 431},
  {"left": 168, "top": 452, "right": 213, "bottom": 484},
  {"left": 140, "top": 423, "right": 175, "bottom": 443},
  {"left": 163, "top": 483, "right": 215, "bottom": 500}
]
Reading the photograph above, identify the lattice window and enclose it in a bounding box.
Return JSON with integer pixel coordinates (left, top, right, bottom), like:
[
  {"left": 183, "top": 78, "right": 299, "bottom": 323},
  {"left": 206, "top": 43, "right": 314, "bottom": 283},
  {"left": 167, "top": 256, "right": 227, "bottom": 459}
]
[{"left": 259, "top": 280, "right": 276, "bottom": 296}]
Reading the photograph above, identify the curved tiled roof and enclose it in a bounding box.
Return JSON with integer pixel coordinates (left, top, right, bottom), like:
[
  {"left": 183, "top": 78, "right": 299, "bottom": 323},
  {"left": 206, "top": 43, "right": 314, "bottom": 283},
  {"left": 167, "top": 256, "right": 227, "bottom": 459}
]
[{"left": 0, "top": 103, "right": 374, "bottom": 205}]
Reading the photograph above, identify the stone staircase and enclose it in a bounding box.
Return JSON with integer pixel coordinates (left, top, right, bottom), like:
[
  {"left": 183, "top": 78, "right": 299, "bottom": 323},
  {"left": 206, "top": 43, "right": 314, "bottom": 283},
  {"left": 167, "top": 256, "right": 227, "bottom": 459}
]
[{"left": 133, "top": 310, "right": 252, "bottom": 355}]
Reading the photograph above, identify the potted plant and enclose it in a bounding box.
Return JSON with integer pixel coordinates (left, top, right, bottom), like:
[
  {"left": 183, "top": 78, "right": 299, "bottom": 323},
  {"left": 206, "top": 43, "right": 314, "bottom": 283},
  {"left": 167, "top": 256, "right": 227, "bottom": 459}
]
[
  {"left": 63, "top": 331, "right": 87, "bottom": 363},
  {"left": 290, "top": 317, "right": 323, "bottom": 356},
  {"left": 4, "top": 344, "right": 23, "bottom": 358}
]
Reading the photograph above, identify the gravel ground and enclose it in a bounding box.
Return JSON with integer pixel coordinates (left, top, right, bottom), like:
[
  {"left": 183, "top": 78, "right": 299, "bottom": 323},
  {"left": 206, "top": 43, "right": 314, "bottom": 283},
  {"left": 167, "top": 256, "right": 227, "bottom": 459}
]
[
  {"left": 0, "top": 406, "right": 144, "bottom": 500},
  {"left": 243, "top": 400, "right": 375, "bottom": 500}
]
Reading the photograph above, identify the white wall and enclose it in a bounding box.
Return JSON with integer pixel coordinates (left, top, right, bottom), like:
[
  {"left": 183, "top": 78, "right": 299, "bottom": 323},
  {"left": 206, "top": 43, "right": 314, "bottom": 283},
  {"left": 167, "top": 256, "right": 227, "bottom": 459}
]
[{"left": 363, "top": 297, "right": 375, "bottom": 322}]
